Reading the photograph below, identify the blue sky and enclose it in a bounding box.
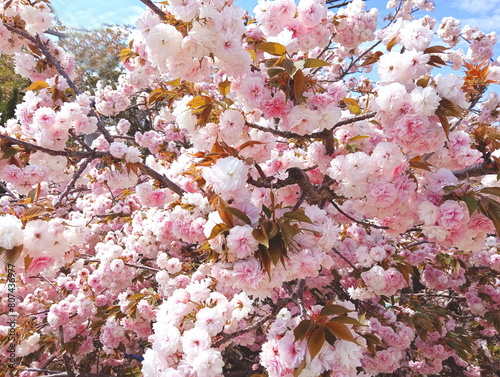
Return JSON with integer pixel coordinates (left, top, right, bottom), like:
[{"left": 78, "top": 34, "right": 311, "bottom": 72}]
[
  {"left": 50, "top": 0, "right": 500, "bottom": 36},
  {"left": 50, "top": 0, "right": 500, "bottom": 62}
]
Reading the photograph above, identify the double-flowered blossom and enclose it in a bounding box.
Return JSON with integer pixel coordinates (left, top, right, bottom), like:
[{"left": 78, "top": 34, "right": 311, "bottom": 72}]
[{"left": 1, "top": 0, "right": 500, "bottom": 376}]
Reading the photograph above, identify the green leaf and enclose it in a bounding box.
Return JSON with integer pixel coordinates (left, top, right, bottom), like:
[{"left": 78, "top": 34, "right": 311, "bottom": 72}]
[
  {"left": 443, "top": 185, "right": 460, "bottom": 194},
  {"left": 253, "top": 227, "right": 269, "bottom": 248},
  {"left": 324, "top": 321, "right": 359, "bottom": 344},
  {"left": 267, "top": 67, "right": 285, "bottom": 78},
  {"left": 256, "top": 42, "right": 287, "bottom": 56},
  {"left": 1, "top": 147, "right": 18, "bottom": 160},
  {"left": 480, "top": 187, "right": 500, "bottom": 197},
  {"left": 262, "top": 204, "right": 272, "bottom": 219},
  {"left": 263, "top": 220, "right": 279, "bottom": 240},
  {"left": 307, "top": 328, "right": 325, "bottom": 360},
  {"left": 445, "top": 339, "right": 469, "bottom": 360},
  {"left": 268, "top": 235, "right": 285, "bottom": 265},
  {"left": 329, "top": 316, "right": 365, "bottom": 327},
  {"left": 264, "top": 58, "right": 280, "bottom": 68},
  {"left": 278, "top": 221, "right": 300, "bottom": 247},
  {"left": 294, "top": 319, "right": 312, "bottom": 341},
  {"left": 283, "top": 211, "right": 313, "bottom": 224},
  {"left": 282, "top": 58, "right": 296, "bottom": 76},
  {"left": 320, "top": 304, "right": 351, "bottom": 317},
  {"left": 303, "top": 58, "right": 331, "bottom": 68},
  {"left": 463, "top": 196, "right": 479, "bottom": 215},
  {"left": 219, "top": 206, "right": 252, "bottom": 225}
]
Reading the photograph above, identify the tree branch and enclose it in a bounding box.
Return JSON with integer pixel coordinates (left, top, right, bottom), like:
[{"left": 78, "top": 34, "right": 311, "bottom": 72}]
[
  {"left": 139, "top": 0, "right": 168, "bottom": 21},
  {"left": 452, "top": 161, "right": 498, "bottom": 180},
  {"left": 331, "top": 112, "right": 376, "bottom": 128},
  {"left": 5, "top": 24, "right": 115, "bottom": 144},
  {"left": 331, "top": 246, "right": 360, "bottom": 274},
  {"left": 245, "top": 112, "right": 376, "bottom": 144},
  {"left": 137, "top": 162, "right": 185, "bottom": 196},
  {"left": 0, "top": 133, "right": 107, "bottom": 159},
  {"left": 0, "top": 180, "right": 18, "bottom": 198},
  {"left": 329, "top": 200, "right": 389, "bottom": 229},
  {"left": 59, "top": 327, "right": 76, "bottom": 377},
  {"left": 55, "top": 156, "right": 94, "bottom": 206}
]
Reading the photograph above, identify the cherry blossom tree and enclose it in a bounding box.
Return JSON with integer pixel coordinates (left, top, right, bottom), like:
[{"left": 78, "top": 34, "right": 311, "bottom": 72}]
[{"left": 0, "top": 0, "right": 500, "bottom": 376}]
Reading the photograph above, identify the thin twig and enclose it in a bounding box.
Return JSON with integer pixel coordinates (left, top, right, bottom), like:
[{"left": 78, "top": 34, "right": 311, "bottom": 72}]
[
  {"left": 55, "top": 156, "right": 94, "bottom": 206},
  {"left": 329, "top": 200, "right": 389, "bottom": 229},
  {"left": 331, "top": 246, "right": 360, "bottom": 274},
  {"left": 59, "top": 327, "right": 76, "bottom": 377},
  {"left": 213, "top": 301, "right": 287, "bottom": 347},
  {"left": 137, "top": 162, "right": 185, "bottom": 196},
  {"left": 0, "top": 133, "right": 107, "bottom": 159},
  {"left": 78, "top": 257, "right": 160, "bottom": 272},
  {"left": 0, "top": 180, "right": 17, "bottom": 198},
  {"left": 139, "top": 0, "right": 168, "bottom": 21},
  {"left": 245, "top": 112, "right": 376, "bottom": 142},
  {"left": 295, "top": 279, "right": 306, "bottom": 317}
]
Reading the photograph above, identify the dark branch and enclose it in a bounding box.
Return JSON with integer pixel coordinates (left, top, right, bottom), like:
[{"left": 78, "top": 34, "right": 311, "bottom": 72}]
[
  {"left": 329, "top": 200, "right": 389, "bottom": 229},
  {"left": 453, "top": 161, "right": 498, "bottom": 180},
  {"left": 137, "top": 162, "right": 186, "bottom": 196},
  {"left": 55, "top": 156, "right": 94, "bottom": 206},
  {"left": 139, "top": 0, "right": 168, "bottom": 21},
  {"left": 331, "top": 246, "right": 360, "bottom": 273},
  {"left": 0, "top": 133, "right": 108, "bottom": 159}
]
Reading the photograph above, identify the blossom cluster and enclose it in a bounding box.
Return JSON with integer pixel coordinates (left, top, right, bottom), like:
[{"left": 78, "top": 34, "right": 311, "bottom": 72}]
[{"left": 0, "top": 0, "right": 499, "bottom": 376}]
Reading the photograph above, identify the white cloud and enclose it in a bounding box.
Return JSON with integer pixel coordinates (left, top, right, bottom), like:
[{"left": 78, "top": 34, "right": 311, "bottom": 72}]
[
  {"left": 51, "top": 0, "right": 145, "bottom": 28},
  {"left": 452, "top": 0, "right": 500, "bottom": 15},
  {"left": 460, "top": 14, "right": 500, "bottom": 33}
]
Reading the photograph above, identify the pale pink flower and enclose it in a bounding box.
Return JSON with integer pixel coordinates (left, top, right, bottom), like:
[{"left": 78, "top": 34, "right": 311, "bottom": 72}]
[
  {"left": 109, "top": 142, "right": 128, "bottom": 159},
  {"left": 226, "top": 225, "right": 259, "bottom": 260},
  {"left": 0, "top": 214, "right": 23, "bottom": 250},
  {"left": 151, "top": 324, "right": 180, "bottom": 356},
  {"left": 418, "top": 200, "right": 439, "bottom": 225},
  {"left": 411, "top": 86, "right": 440, "bottom": 116},
  {"left": 438, "top": 17, "right": 461, "bottom": 47},
  {"left": 20, "top": 4, "right": 53, "bottom": 35},
  {"left": 232, "top": 257, "right": 263, "bottom": 289},
  {"left": 297, "top": 0, "right": 328, "bottom": 28},
  {"left": 166, "top": 0, "right": 200, "bottom": 22},
  {"left": 202, "top": 156, "right": 249, "bottom": 194},
  {"left": 438, "top": 200, "right": 469, "bottom": 230},
  {"left": 278, "top": 332, "right": 306, "bottom": 369},
  {"left": 428, "top": 168, "right": 459, "bottom": 192},
  {"left": 195, "top": 307, "right": 226, "bottom": 336},
  {"left": 400, "top": 20, "right": 433, "bottom": 51},
  {"left": 367, "top": 180, "right": 397, "bottom": 208},
  {"left": 181, "top": 327, "right": 212, "bottom": 357}
]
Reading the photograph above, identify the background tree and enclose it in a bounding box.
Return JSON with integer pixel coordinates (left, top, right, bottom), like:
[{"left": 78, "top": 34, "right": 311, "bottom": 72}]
[
  {"left": 53, "top": 22, "right": 131, "bottom": 93},
  {"left": 0, "top": 53, "right": 29, "bottom": 124}
]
